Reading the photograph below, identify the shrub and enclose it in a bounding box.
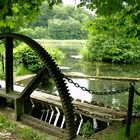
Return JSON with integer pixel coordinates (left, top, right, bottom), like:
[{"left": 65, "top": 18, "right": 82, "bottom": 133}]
[
  {"left": 48, "top": 18, "right": 87, "bottom": 39},
  {"left": 85, "top": 34, "right": 140, "bottom": 63},
  {"left": 20, "top": 27, "right": 49, "bottom": 39},
  {"left": 83, "top": 5, "right": 140, "bottom": 63},
  {"left": 14, "top": 43, "right": 64, "bottom": 73},
  {"left": 80, "top": 120, "right": 94, "bottom": 137}
]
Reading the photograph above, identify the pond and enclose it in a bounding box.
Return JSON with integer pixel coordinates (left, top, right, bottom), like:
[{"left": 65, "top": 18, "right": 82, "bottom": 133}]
[{"left": 42, "top": 43, "right": 140, "bottom": 110}]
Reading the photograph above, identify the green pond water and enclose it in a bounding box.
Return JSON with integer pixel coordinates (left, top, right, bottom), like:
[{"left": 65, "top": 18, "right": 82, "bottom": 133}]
[
  {"left": 42, "top": 45, "right": 140, "bottom": 110},
  {"left": 0, "top": 39, "right": 139, "bottom": 117}
]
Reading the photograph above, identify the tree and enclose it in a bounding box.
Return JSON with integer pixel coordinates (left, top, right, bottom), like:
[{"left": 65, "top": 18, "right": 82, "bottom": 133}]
[
  {"left": 29, "top": 3, "right": 92, "bottom": 28},
  {"left": 27, "top": 3, "right": 91, "bottom": 39},
  {"left": 0, "top": 0, "right": 61, "bottom": 32},
  {"left": 48, "top": 17, "right": 87, "bottom": 39},
  {"left": 78, "top": 0, "right": 140, "bottom": 15},
  {"left": 0, "top": 0, "right": 62, "bottom": 19},
  {"left": 1, "top": 0, "right": 139, "bottom": 22},
  {"left": 83, "top": 4, "right": 140, "bottom": 63},
  {"left": 28, "top": 2, "right": 55, "bottom": 27},
  {"left": 0, "top": 0, "right": 139, "bottom": 33}
]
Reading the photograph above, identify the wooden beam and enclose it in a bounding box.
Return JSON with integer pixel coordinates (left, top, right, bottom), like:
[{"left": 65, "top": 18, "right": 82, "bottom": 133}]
[
  {"left": 5, "top": 36, "right": 13, "bottom": 93},
  {"left": 30, "top": 91, "right": 126, "bottom": 122}
]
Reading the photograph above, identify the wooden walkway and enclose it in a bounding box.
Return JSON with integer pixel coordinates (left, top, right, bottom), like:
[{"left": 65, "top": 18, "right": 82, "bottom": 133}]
[
  {"left": 30, "top": 91, "right": 127, "bottom": 123},
  {"left": 0, "top": 79, "right": 127, "bottom": 123}
]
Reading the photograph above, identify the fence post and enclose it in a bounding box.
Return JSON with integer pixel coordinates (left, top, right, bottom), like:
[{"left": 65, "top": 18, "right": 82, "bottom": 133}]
[
  {"left": 5, "top": 36, "right": 13, "bottom": 93},
  {"left": 125, "top": 82, "right": 135, "bottom": 138}
]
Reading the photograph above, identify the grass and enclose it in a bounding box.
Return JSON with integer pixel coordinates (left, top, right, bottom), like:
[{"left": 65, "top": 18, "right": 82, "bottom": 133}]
[
  {"left": 0, "top": 112, "right": 60, "bottom": 140},
  {"left": 0, "top": 110, "right": 140, "bottom": 140},
  {"left": 35, "top": 39, "right": 86, "bottom": 48},
  {"left": 95, "top": 122, "right": 140, "bottom": 140},
  {"left": 14, "top": 65, "right": 33, "bottom": 76}
]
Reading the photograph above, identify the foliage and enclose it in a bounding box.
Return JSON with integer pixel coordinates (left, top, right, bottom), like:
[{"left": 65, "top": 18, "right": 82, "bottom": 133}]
[
  {"left": 20, "top": 27, "right": 49, "bottom": 39},
  {"left": 0, "top": 0, "right": 44, "bottom": 32},
  {"left": 26, "top": 3, "right": 91, "bottom": 39},
  {"left": 0, "top": 112, "right": 16, "bottom": 132},
  {"left": 0, "top": 112, "right": 56, "bottom": 140},
  {"left": 0, "top": 43, "right": 5, "bottom": 54},
  {"left": 19, "top": 128, "right": 41, "bottom": 140},
  {"left": 80, "top": 120, "right": 94, "bottom": 137},
  {"left": 0, "top": 43, "right": 5, "bottom": 78},
  {"left": 29, "top": 3, "right": 92, "bottom": 28},
  {"left": 0, "top": 0, "right": 139, "bottom": 33},
  {"left": 0, "top": 0, "right": 92, "bottom": 34},
  {"left": 83, "top": 4, "right": 140, "bottom": 63},
  {"left": 36, "top": 39, "right": 86, "bottom": 48},
  {"left": 78, "top": 0, "right": 140, "bottom": 16},
  {"left": 48, "top": 18, "right": 87, "bottom": 39},
  {"left": 0, "top": 0, "right": 62, "bottom": 33},
  {"left": 97, "top": 122, "right": 140, "bottom": 140},
  {"left": 14, "top": 43, "right": 64, "bottom": 73},
  {"left": 14, "top": 65, "right": 32, "bottom": 76}
]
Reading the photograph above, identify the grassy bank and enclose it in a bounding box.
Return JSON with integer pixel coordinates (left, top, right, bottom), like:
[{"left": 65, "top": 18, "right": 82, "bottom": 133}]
[
  {"left": 36, "top": 39, "right": 86, "bottom": 48},
  {"left": 0, "top": 108, "right": 140, "bottom": 140},
  {"left": 92, "top": 122, "right": 140, "bottom": 140},
  {"left": 0, "top": 112, "right": 60, "bottom": 140},
  {"left": 0, "top": 39, "right": 86, "bottom": 77}
]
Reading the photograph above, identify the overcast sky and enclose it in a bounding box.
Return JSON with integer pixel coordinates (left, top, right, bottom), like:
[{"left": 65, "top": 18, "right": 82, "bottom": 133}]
[
  {"left": 62, "top": 0, "right": 80, "bottom": 6},
  {"left": 62, "top": 0, "right": 95, "bottom": 14}
]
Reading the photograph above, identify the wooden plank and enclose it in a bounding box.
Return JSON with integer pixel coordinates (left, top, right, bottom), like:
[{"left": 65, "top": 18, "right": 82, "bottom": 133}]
[
  {"left": 0, "top": 87, "right": 127, "bottom": 122},
  {"left": 0, "top": 88, "right": 21, "bottom": 99},
  {"left": 20, "top": 114, "right": 66, "bottom": 138},
  {"left": 64, "top": 72, "right": 140, "bottom": 81},
  {"left": 73, "top": 100, "right": 127, "bottom": 116},
  {"left": 31, "top": 91, "right": 126, "bottom": 115},
  {"left": 20, "top": 114, "right": 87, "bottom": 140},
  {"left": 30, "top": 91, "right": 126, "bottom": 122}
]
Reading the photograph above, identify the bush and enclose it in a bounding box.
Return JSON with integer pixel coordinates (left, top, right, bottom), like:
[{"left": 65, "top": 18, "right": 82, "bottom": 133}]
[
  {"left": 20, "top": 27, "right": 49, "bottom": 39},
  {"left": 48, "top": 18, "right": 87, "bottom": 39},
  {"left": 14, "top": 43, "right": 64, "bottom": 73},
  {"left": 80, "top": 120, "right": 94, "bottom": 137},
  {"left": 83, "top": 5, "right": 140, "bottom": 63},
  {"left": 14, "top": 65, "right": 32, "bottom": 76},
  {"left": 85, "top": 34, "right": 140, "bottom": 63}
]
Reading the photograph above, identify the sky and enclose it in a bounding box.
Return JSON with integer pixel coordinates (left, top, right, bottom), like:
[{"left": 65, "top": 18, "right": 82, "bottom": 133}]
[
  {"left": 62, "top": 0, "right": 95, "bottom": 15},
  {"left": 62, "top": 0, "right": 80, "bottom": 6}
]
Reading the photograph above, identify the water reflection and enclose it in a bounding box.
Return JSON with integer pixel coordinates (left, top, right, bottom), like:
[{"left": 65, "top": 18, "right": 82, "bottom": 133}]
[
  {"left": 60, "top": 47, "right": 140, "bottom": 78},
  {"left": 63, "top": 78, "right": 129, "bottom": 108},
  {"left": 66, "top": 78, "right": 92, "bottom": 102},
  {"left": 89, "top": 79, "right": 129, "bottom": 107},
  {"left": 52, "top": 46, "right": 140, "bottom": 108}
]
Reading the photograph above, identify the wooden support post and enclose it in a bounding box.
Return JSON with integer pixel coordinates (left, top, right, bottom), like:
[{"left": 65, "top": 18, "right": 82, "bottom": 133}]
[
  {"left": 125, "top": 82, "right": 135, "bottom": 138},
  {"left": 15, "top": 98, "right": 24, "bottom": 121},
  {"left": 5, "top": 37, "right": 13, "bottom": 93},
  {"left": 21, "top": 67, "right": 48, "bottom": 100}
]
